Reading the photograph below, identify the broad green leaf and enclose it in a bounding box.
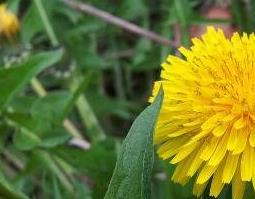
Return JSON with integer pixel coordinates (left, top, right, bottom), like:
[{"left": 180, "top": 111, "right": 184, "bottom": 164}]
[
  {"left": 13, "top": 127, "right": 42, "bottom": 150},
  {"left": 104, "top": 88, "right": 163, "bottom": 199},
  {"left": 8, "top": 93, "right": 72, "bottom": 150},
  {"left": 9, "top": 96, "right": 37, "bottom": 113},
  {"left": 7, "top": 0, "right": 20, "bottom": 13},
  {"left": 30, "top": 91, "right": 71, "bottom": 123},
  {"left": 38, "top": 128, "right": 70, "bottom": 148},
  {"left": 11, "top": 89, "right": 80, "bottom": 125},
  {"left": 0, "top": 49, "right": 63, "bottom": 112},
  {"left": 0, "top": 170, "right": 30, "bottom": 199},
  {"left": 7, "top": 112, "right": 44, "bottom": 150}
]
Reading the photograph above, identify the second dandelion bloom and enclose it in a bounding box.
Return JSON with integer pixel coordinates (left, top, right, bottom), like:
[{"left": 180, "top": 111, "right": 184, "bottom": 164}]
[
  {"left": 150, "top": 27, "right": 255, "bottom": 199},
  {"left": 0, "top": 4, "right": 19, "bottom": 39}
]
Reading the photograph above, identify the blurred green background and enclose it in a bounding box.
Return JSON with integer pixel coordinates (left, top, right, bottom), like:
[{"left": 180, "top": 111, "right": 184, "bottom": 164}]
[{"left": 0, "top": 0, "right": 254, "bottom": 198}]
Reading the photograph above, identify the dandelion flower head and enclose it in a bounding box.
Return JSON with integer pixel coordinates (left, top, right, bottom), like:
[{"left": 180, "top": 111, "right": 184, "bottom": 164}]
[
  {"left": 0, "top": 4, "right": 19, "bottom": 39},
  {"left": 150, "top": 27, "right": 255, "bottom": 199}
]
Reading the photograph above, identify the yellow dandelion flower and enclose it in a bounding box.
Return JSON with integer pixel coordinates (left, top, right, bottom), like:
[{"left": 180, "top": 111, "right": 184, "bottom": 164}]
[
  {"left": 150, "top": 27, "right": 255, "bottom": 199},
  {"left": 0, "top": 4, "right": 19, "bottom": 39}
]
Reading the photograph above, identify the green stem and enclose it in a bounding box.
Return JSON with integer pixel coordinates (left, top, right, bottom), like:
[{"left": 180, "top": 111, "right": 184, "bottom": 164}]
[
  {"left": 76, "top": 94, "right": 106, "bottom": 142},
  {"left": 31, "top": 78, "right": 47, "bottom": 97},
  {"left": 34, "top": 0, "right": 59, "bottom": 46},
  {"left": 3, "top": 150, "right": 24, "bottom": 170},
  {"left": 113, "top": 64, "right": 125, "bottom": 99},
  {"left": 174, "top": 0, "right": 190, "bottom": 46},
  {"left": 111, "top": 37, "right": 125, "bottom": 100},
  {"left": 71, "top": 75, "right": 106, "bottom": 142}
]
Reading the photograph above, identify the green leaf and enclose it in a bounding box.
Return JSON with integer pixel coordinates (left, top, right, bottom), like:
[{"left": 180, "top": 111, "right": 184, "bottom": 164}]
[
  {"left": 7, "top": 112, "right": 44, "bottom": 150},
  {"left": 13, "top": 127, "right": 42, "bottom": 150},
  {"left": 30, "top": 91, "right": 71, "bottom": 123},
  {"left": 104, "top": 88, "right": 163, "bottom": 199},
  {"left": 0, "top": 49, "right": 63, "bottom": 112},
  {"left": 0, "top": 170, "right": 30, "bottom": 199},
  {"left": 8, "top": 92, "right": 72, "bottom": 150},
  {"left": 7, "top": 0, "right": 21, "bottom": 14}
]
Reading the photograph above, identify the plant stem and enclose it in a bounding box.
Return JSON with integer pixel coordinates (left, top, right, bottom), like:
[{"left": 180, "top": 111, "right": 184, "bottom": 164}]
[
  {"left": 31, "top": 78, "right": 47, "bottom": 97},
  {"left": 71, "top": 75, "right": 106, "bottom": 143},
  {"left": 76, "top": 94, "right": 106, "bottom": 142},
  {"left": 34, "top": 0, "right": 59, "bottom": 46},
  {"left": 60, "top": 0, "right": 176, "bottom": 47},
  {"left": 3, "top": 150, "right": 24, "bottom": 170}
]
